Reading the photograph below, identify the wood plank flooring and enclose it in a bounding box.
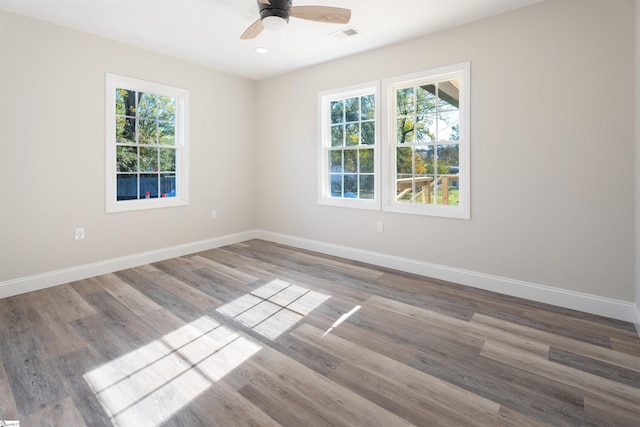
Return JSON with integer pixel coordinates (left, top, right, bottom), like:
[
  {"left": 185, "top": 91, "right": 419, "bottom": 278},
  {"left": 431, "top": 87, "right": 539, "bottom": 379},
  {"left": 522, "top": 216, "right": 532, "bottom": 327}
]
[{"left": 1, "top": 239, "right": 639, "bottom": 426}]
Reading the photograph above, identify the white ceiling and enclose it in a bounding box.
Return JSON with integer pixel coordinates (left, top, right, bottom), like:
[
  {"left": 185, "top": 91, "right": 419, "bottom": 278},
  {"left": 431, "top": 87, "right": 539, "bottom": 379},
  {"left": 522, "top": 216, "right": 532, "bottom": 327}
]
[{"left": 0, "top": 0, "right": 542, "bottom": 80}]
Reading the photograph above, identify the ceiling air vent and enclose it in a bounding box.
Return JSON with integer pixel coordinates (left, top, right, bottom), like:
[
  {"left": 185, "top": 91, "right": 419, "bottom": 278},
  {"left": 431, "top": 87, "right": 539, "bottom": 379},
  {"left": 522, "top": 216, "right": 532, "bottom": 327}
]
[{"left": 329, "top": 27, "right": 359, "bottom": 40}]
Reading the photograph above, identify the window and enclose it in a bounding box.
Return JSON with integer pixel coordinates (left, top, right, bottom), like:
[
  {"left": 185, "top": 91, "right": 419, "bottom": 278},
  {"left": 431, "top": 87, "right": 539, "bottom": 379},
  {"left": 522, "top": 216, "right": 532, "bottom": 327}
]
[
  {"left": 318, "top": 63, "right": 470, "bottom": 219},
  {"left": 106, "top": 74, "right": 189, "bottom": 213},
  {"left": 318, "top": 83, "right": 380, "bottom": 209},
  {"left": 383, "top": 63, "right": 470, "bottom": 219}
]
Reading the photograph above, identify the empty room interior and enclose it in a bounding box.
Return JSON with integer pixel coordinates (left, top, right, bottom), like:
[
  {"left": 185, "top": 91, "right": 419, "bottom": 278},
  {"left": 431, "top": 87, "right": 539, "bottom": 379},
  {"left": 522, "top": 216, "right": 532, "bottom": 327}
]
[{"left": 1, "top": 0, "right": 640, "bottom": 425}]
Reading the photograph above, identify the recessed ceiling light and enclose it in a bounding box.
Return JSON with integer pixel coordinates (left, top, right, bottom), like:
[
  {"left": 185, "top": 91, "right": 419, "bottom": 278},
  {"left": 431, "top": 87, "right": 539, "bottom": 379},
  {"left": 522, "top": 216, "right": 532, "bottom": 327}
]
[{"left": 255, "top": 47, "right": 268, "bottom": 54}]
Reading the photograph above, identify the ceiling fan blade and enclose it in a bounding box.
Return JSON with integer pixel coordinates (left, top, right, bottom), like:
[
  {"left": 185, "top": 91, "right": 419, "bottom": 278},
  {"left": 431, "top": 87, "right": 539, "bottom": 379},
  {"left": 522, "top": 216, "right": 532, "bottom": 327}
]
[
  {"left": 290, "top": 6, "right": 351, "bottom": 24},
  {"left": 240, "top": 19, "right": 265, "bottom": 39},
  {"left": 257, "top": 0, "right": 271, "bottom": 4}
]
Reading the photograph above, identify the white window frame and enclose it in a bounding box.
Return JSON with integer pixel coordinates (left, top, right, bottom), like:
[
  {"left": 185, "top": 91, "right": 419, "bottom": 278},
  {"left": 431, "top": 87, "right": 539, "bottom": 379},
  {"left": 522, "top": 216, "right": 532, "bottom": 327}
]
[
  {"left": 105, "top": 73, "right": 189, "bottom": 213},
  {"left": 382, "top": 62, "right": 470, "bottom": 219},
  {"left": 318, "top": 82, "right": 380, "bottom": 210}
]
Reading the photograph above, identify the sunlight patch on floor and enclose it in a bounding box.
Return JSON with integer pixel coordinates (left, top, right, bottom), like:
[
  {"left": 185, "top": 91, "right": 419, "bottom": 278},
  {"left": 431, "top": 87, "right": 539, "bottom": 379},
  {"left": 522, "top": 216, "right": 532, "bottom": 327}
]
[
  {"left": 84, "top": 316, "right": 261, "bottom": 426},
  {"left": 322, "top": 304, "right": 361, "bottom": 337},
  {"left": 217, "top": 278, "right": 331, "bottom": 340}
]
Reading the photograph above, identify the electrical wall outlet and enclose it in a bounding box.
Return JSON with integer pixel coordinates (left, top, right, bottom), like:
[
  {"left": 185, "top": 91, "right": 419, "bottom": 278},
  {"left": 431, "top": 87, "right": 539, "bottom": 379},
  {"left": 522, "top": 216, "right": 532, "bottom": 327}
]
[
  {"left": 211, "top": 210, "right": 217, "bottom": 220},
  {"left": 376, "top": 220, "right": 384, "bottom": 233},
  {"left": 75, "top": 227, "right": 85, "bottom": 240}
]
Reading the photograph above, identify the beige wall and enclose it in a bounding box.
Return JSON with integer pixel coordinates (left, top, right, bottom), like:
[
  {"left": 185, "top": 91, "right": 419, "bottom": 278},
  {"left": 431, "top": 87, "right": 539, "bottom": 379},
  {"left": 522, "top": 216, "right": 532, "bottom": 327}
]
[
  {"left": 0, "top": 12, "right": 257, "bottom": 281},
  {"left": 256, "top": 0, "right": 636, "bottom": 301}
]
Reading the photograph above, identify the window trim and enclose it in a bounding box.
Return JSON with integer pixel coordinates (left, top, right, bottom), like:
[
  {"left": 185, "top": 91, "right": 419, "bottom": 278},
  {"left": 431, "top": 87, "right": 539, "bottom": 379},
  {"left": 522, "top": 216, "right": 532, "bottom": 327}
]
[
  {"left": 317, "top": 81, "right": 381, "bottom": 210},
  {"left": 105, "top": 73, "right": 189, "bottom": 213},
  {"left": 382, "top": 62, "right": 470, "bottom": 219}
]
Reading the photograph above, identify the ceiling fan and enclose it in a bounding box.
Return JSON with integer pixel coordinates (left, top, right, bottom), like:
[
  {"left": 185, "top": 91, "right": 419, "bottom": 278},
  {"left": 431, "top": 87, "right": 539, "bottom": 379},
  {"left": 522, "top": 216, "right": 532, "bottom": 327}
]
[{"left": 241, "top": 0, "right": 351, "bottom": 39}]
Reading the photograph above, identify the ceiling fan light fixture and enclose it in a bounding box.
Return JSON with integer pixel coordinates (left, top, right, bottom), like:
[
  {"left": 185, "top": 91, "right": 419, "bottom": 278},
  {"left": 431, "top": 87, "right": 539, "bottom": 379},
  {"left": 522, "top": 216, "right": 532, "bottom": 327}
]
[
  {"left": 241, "top": 0, "right": 351, "bottom": 40},
  {"left": 262, "top": 15, "right": 288, "bottom": 31}
]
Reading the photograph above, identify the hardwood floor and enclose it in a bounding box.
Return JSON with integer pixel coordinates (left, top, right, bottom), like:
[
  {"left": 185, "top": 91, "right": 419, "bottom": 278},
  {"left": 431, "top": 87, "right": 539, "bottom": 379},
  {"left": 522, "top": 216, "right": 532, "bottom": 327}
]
[{"left": 1, "top": 239, "right": 639, "bottom": 426}]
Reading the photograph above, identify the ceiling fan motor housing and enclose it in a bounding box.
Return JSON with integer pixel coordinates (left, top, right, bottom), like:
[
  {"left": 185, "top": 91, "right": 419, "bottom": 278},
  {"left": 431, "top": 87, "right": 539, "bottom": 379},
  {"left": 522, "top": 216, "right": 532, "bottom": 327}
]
[{"left": 259, "top": 0, "right": 292, "bottom": 23}]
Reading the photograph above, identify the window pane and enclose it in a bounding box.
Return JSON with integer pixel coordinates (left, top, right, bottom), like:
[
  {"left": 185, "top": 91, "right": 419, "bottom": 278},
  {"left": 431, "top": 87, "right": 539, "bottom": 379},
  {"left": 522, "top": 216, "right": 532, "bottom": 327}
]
[
  {"left": 416, "top": 146, "right": 434, "bottom": 174},
  {"left": 396, "top": 147, "right": 416, "bottom": 202},
  {"left": 360, "top": 94, "right": 375, "bottom": 120},
  {"left": 330, "top": 150, "right": 342, "bottom": 172},
  {"left": 331, "top": 125, "right": 344, "bottom": 147},
  {"left": 344, "top": 174, "right": 357, "bottom": 197},
  {"left": 415, "top": 117, "right": 435, "bottom": 142},
  {"left": 438, "top": 173, "right": 459, "bottom": 206},
  {"left": 117, "top": 146, "right": 137, "bottom": 172},
  {"left": 117, "top": 174, "right": 138, "bottom": 201},
  {"left": 116, "top": 116, "right": 135, "bottom": 143},
  {"left": 157, "top": 95, "right": 176, "bottom": 121},
  {"left": 159, "top": 148, "right": 176, "bottom": 172},
  {"left": 158, "top": 121, "right": 175, "bottom": 145},
  {"left": 417, "top": 84, "right": 436, "bottom": 114},
  {"left": 396, "top": 147, "right": 413, "bottom": 174},
  {"left": 140, "top": 174, "right": 158, "bottom": 199},
  {"left": 330, "top": 100, "right": 343, "bottom": 124},
  {"left": 437, "top": 79, "right": 460, "bottom": 111},
  {"left": 345, "top": 97, "right": 359, "bottom": 122},
  {"left": 140, "top": 147, "right": 158, "bottom": 172},
  {"left": 344, "top": 150, "right": 357, "bottom": 173},
  {"left": 116, "top": 88, "right": 136, "bottom": 117},
  {"left": 437, "top": 144, "right": 459, "bottom": 173},
  {"left": 345, "top": 123, "right": 359, "bottom": 146},
  {"left": 160, "top": 173, "right": 176, "bottom": 197},
  {"left": 415, "top": 148, "right": 428, "bottom": 176},
  {"left": 361, "top": 121, "right": 375, "bottom": 145},
  {"left": 330, "top": 174, "right": 342, "bottom": 197},
  {"left": 139, "top": 119, "right": 157, "bottom": 144},
  {"left": 359, "top": 148, "right": 374, "bottom": 174},
  {"left": 360, "top": 175, "right": 374, "bottom": 199},
  {"left": 397, "top": 87, "right": 414, "bottom": 115},
  {"left": 415, "top": 175, "right": 434, "bottom": 204},
  {"left": 437, "top": 111, "right": 460, "bottom": 141},
  {"left": 396, "top": 176, "right": 412, "bottom": 202},
  {"left": 138, "top": 92, "right": 157, "bottom": 118},
  {"left": 116, "top": 90, "right": 126, "bottom": 116},
  {"left": 397, "top": 118, "right": 413, "bottom": 143}
]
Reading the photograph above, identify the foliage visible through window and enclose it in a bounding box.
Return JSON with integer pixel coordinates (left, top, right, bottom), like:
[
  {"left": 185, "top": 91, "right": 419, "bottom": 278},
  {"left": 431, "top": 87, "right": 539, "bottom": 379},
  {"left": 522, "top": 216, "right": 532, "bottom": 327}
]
[
  {"left": 382, "top": 63, "right": 469, "bottom": 219},
  {"left": 115, "top": 89, "right": 177, "bottom": 200},
  {"left": 395, "top": 80, "right": 460, "bottom": 206},
  {"left": 321, "top": 87, "right": 377, "bottom": 205},
  {"left": 106, "top": 74, "right": 188, "bottom": 213}
]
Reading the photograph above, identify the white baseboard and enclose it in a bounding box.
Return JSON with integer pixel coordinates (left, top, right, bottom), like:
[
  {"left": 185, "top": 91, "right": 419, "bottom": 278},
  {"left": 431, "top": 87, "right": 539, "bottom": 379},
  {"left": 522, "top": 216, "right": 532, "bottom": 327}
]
[
  {"left": 0, "top": 230, "right": 257, "bottom": 300},
  {"left": 1, "top": 229, "right": 638, "bottom": 327},
  {"left": 256, "top": 230, "right": 640, "bottom": 324}
]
